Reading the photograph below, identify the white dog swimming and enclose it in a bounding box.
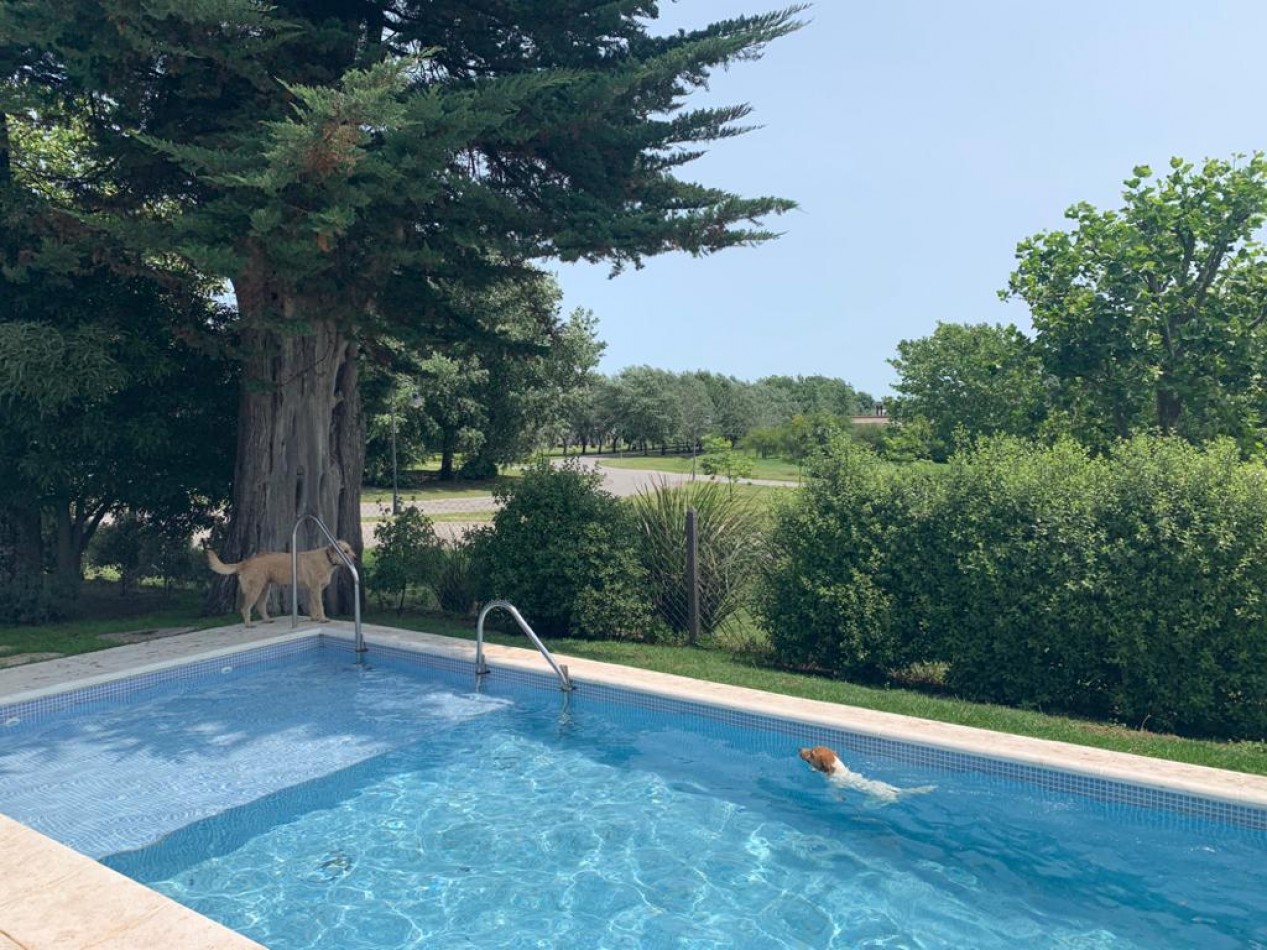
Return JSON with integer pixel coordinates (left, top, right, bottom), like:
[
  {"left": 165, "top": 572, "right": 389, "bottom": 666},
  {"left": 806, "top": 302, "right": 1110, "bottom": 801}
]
[{"left": 799, "top": 746, "right": 935, "bottom": 806}]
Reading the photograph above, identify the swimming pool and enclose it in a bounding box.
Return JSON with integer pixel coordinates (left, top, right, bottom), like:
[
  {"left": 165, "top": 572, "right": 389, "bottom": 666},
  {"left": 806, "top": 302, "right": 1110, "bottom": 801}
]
[{"left": 2, "top": 634, "right": 1265, "bottom": 948}]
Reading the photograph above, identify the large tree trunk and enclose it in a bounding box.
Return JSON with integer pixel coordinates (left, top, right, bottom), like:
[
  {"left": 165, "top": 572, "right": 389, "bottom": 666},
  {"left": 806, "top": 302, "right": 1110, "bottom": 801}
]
[
  {"left": 1156, "top": 387, "right": 1182, "bottom": 435},
  {"left": 438, "top": 434, "right": 457, "bottom": 481},
  {"left": 206, "top": 288, "right": 364, "bottom": 618}
]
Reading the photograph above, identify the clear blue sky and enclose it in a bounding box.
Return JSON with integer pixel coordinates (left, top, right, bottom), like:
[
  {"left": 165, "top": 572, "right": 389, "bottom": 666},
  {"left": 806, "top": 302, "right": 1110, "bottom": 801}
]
[{"left": 552, "top": 1, "right": 1267, "bottom": 398}]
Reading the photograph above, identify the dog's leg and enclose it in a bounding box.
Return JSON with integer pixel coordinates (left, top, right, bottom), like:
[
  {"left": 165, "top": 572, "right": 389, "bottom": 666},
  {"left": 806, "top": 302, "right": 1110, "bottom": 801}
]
[
  {"left": 307, "top": 585, "right": 328, "bottom": 623},
  {"left": 238, "top": 577, "right": 264, "bottom": 628},
  {"left": 256, "top": 584, "right": 274, "bottom": 624}
]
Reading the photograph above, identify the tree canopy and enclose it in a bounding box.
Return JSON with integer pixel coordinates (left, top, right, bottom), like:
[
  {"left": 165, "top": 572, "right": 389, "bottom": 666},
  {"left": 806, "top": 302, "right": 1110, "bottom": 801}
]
[
  {"left": 5, "top": 1, "right": 804, "bottom": 612},
  {"left": 1006, "top": 155, "right": 1267, "bottom": 451},
  {"left": 888, "top": 322, "right": 1046, "bottom": 460}
]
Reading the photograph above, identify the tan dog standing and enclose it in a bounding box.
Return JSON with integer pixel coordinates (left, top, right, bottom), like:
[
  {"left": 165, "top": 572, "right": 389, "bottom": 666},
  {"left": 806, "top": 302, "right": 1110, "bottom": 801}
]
[{"left": 208, "top": 541, "right": 356, "bottom": 627}]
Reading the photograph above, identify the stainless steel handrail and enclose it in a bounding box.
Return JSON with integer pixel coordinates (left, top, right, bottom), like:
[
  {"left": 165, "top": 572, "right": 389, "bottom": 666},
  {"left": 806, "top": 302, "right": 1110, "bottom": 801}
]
[
  {"left": 290, "top": 514, "right": 364, "bottom": 655},
  {"left": 475, "top": 600, "right": 573, "bottom": 691}
]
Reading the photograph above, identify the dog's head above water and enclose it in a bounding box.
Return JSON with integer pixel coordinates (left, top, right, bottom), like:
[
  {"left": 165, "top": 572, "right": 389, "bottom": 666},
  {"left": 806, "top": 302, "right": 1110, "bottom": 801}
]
[{"left": 799, "top": 746, "right": 840, "bottom": 775}]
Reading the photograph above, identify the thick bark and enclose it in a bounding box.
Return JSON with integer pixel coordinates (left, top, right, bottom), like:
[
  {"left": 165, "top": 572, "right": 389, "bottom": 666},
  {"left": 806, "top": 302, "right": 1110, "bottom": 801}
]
[
  {"left": 438, "top": 436, "right": 456, "bottom": 481},
  {"left": 1156, "top": 387, "right": 1182, "bottom": 435},
  {"left": 206, "top": 286, "right": 364, "bottom": 617}
]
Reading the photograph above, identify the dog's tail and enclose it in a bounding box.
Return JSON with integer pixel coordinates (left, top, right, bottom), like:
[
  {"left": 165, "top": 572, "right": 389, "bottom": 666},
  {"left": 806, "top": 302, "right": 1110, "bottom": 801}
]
[
  {"left": 207, "top": 550, "right": 240, "bottom": 576},
  {"left": 898, "top": 784, "right": 937, "bottom": 800}
]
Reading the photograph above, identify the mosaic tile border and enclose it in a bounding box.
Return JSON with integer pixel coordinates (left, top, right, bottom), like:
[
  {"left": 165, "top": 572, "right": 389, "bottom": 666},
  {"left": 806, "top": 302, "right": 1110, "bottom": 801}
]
[
  {"left": 368, "top": 641, "right": 1267, "bottom": 834},
  {"left": 573, "top": 679, "right": 1267, "bottom": 834},
  {"left": 0, "top": 635, "right": 322, "bottom": 732},
  {"left": 4, "top": 633, "right": 1265, "bottom": 834}
]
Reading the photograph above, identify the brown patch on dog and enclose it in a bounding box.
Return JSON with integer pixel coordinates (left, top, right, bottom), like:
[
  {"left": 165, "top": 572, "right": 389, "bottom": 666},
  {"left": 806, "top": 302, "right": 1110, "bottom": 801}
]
[
  {"left": 208, "top": 541, "right": 355, "bottom": 627},
  {"left": 799, "top": 746, "right": 840, "bottom": 775}
]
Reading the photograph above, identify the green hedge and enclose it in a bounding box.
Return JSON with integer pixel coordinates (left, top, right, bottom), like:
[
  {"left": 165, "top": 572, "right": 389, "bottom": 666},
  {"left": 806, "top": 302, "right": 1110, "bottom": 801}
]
[
  {"left": 757, "top": 439, "right": 948, "bottom": 680},
  {"left": 759, "top": 434, "right": 1267, "bottom": 739}
]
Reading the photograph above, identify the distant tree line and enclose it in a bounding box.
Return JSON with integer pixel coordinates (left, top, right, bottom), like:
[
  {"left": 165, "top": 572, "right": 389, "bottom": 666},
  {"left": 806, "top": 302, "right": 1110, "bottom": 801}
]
[
  {"left": 559, "top": 369, "right": 876, "bottom": 457},
  {"left": 365, "top": 349, "right": 879, "bottom": 482}
]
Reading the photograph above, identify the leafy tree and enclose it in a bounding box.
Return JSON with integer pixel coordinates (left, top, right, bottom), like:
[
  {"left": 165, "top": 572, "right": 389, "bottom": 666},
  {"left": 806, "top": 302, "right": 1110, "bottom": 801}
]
[
  {"left": 748, "top": 378, "right": 801, "bottom": 428},
  {"left": 758, "top": 375, "right": 874, "bottom": 419},
  {"left": 8, "top": 2, "right": 801, "bottom": 613},
  {"left": 362, "top": 366, "right": 431, "bottom": 487},
  {"left": 673, "top": 373, "right": 716, "bottom": 455},
  {"left": 1005, "top": 155, "right": 1267, "bottom": 451},
  {"left": 366, "top": 278, "right": 603, "bottom": 481},
  {"left": 611, "top": 366, "right": 682, "bottom": 453},
  {"left": 0, "top": 110, "right": 236, "bottom": 610},
  {"left": 888, "top": 322, "right": 1046, "bottom": 461},
  {"left": 461, "top": 301, "right": 605, "bottom": 478},
  {"left": 698, "top": 372, "right": 760, "bottom": 445},
  {"left": 699, "top": 435, "right": 754, "bottom": 489}
]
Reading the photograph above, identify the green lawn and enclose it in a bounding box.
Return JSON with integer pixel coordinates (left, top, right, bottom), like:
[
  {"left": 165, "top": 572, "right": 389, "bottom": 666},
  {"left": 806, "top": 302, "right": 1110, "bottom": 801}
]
[
  {"left": 362, "top": 473, "right": 519, "bottom": 504},
  {"left": 596, "top": 453, "right": 803, "bottom": 482},
  {"left": 364, "top": 509, "right": 494, "bottom": 525},
  {"left": 0, "top": 584, "right": 234, "bottom": 661},
  {"left": 5, "top": 594, "right": 1263, "bottom": 779}
]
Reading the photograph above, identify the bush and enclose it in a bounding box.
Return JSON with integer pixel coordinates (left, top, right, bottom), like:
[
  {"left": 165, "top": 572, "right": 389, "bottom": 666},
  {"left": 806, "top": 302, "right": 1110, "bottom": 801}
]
[
  {"left": 630, "top": 478, "right": 764, "bottom": 643},
  {"left": 0, "top": 573, "right": 67, "bottom": 624},
  {"left": 367, "top": 508, "right": 444, "bottom": 612},
  {"left": 935, "top": 438, "right": 1112, "bottom": 716},
  {"left": 1097, "top": 439, "right": 1267, "bottom": 737},
  {"left": 471, "top": 459, "right": 651, "bottom": 638},
  {"left": 759, "top": 433, "right": 1267, "bottom": 739},
  {"left": 434, "top": 540, "right": 478, "bottom": 616},
  {"left": 757, "top": 437, "right": 946, "bottom": 679},
  {"left": 87, "top": 512, "right": 204, "bottom": 595}
]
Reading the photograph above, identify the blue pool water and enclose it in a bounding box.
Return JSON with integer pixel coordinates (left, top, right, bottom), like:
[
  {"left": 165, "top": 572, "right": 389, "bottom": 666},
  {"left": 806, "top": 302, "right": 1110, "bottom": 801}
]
[{"left": 1, "top": 643, "right": 1265, "bottom": 949}]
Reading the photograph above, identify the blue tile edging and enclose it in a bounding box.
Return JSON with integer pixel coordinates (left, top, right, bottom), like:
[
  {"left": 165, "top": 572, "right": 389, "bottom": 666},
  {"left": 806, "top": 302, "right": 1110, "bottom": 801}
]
[{"left": 0, "top": 633, "right": 323, "bottom": 731}]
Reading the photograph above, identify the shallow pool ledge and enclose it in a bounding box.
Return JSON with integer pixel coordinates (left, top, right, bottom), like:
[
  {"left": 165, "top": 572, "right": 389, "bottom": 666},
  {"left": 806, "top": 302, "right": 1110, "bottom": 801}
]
[{"left": 0, "top": 813, "right": 263, "bottom": 949}]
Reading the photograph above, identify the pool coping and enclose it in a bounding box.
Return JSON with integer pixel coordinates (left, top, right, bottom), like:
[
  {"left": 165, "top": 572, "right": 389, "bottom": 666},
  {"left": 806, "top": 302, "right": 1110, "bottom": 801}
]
[{"left": 2, "top": 619, "right": 1267, "bottom": 947}]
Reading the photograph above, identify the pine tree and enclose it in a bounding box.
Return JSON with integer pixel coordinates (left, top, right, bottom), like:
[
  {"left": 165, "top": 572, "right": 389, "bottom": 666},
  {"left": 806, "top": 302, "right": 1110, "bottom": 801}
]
[{"left": 4, "top": 1, "right": 802, "bottom": 612}]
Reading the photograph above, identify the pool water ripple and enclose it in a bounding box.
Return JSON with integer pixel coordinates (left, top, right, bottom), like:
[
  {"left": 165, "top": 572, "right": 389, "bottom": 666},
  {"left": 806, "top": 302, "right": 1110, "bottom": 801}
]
[{"left": 2, "top": 651, "right": 1264, "bottom": 948}]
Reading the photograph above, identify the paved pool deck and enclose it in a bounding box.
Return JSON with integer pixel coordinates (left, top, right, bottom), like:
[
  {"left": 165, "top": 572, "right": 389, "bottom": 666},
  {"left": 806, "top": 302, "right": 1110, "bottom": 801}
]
[{"left": 2, "top": 619, "right": 1266, "bottom": 947}]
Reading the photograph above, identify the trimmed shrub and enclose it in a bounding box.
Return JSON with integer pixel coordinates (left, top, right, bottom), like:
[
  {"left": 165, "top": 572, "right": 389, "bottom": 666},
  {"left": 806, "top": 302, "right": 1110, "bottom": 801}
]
[
  {"left": 935, "top": 438, "right": 1113, "bottom": 715},
  {"left": 368, "top": 508, "right": 443, "bottom": 612},
  {"left": 760, "top": 433, "right": 1267, "bottom": 739},
  {"left": 471, "top": 460, "right": 651, "bottom": 638},
  {"left": 1097, "top": 439, "right": 1267, "bottom": 737},
  {"left": 757, "top": 437, "right": 946, "bottom": 679}
]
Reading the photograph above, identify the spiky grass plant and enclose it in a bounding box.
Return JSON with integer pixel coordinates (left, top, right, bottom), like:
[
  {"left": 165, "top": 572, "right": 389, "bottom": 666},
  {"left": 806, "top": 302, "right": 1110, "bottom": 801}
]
[{"left": 629, "top": 479, "right": 766, "bottom": 643}]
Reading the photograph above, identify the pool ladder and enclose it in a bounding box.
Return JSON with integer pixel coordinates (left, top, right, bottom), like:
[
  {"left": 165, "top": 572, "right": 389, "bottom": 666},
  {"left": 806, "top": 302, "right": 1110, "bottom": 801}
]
[
  {"left": 290, "top": 513, "right": 364, "bottom": 656},
  {"left": 475, "top": 600, "right": 574, "bottom": 691}
]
